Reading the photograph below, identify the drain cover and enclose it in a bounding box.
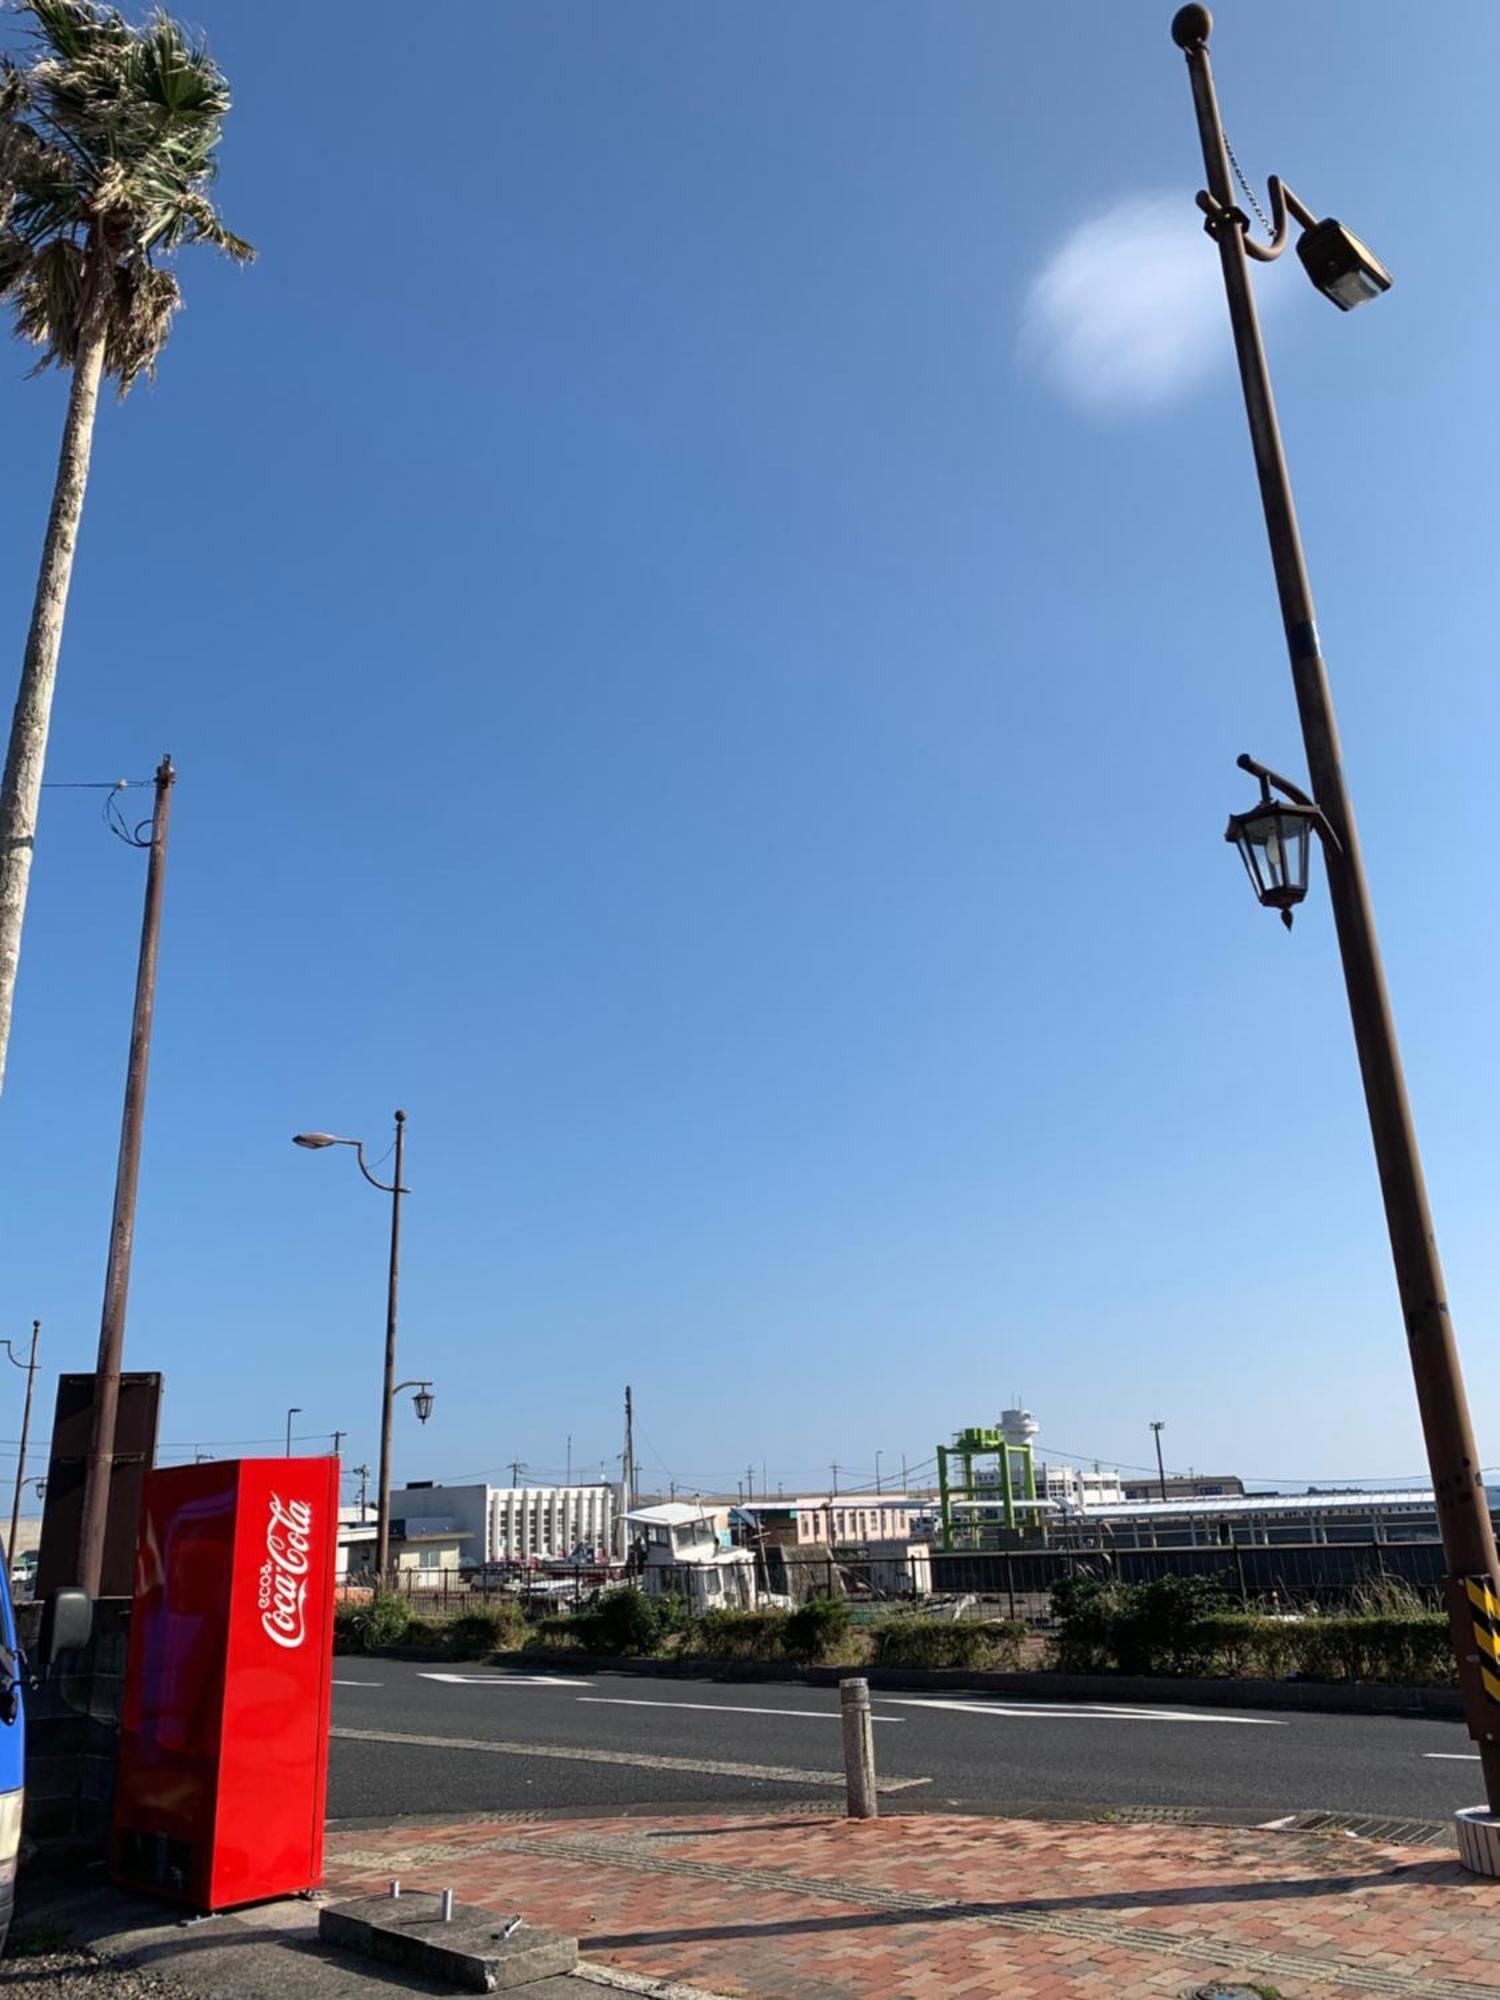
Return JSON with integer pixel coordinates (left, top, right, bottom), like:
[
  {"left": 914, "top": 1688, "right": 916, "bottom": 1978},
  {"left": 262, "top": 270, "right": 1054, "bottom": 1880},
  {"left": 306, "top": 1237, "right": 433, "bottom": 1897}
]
[{"left": 1187, "top": 1987, "right": 1265, "bottom": 1999}]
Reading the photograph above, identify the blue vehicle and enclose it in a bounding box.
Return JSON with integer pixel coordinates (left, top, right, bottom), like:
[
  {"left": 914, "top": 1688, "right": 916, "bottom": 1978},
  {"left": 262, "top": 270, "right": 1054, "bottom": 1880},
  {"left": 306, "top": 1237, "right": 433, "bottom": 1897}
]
[{"left": 0, "top": 1585, "right": 92, "bottom": 1950}]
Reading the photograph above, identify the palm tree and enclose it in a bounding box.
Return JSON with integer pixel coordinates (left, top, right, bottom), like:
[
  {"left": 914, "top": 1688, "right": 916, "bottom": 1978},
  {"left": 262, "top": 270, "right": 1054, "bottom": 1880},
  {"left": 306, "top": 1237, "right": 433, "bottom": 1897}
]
[{"left": 0, "top": 0, "right": 250, "bottom": 1096}]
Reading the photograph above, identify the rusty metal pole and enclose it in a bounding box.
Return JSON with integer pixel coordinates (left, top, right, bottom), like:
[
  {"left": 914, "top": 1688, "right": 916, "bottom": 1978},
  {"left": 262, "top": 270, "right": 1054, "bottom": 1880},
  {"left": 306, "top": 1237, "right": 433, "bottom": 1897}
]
[
  {"left": 77, "top": 755, "right": 174, "bottom": 1597},
  {"left": 1172, "top": 7, "right": 1500, "bottom": 1812},
  {"left": 375, "top": 1110, "right": 406, "bottom": 1584},
  {"left": 5, "top": 1320, "right": 39, "bottom": 1572}
]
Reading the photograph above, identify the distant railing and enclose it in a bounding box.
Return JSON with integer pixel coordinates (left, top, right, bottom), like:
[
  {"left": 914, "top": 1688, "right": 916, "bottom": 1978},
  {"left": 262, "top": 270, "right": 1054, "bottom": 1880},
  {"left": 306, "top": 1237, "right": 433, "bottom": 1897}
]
[{"left": 333, "top": 1538, "right": 1448, "bottom": 1620}]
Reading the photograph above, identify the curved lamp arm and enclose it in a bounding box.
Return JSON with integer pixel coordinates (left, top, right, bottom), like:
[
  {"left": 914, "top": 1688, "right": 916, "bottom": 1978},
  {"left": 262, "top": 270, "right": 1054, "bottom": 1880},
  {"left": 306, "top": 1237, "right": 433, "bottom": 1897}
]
[
  {"left": 349, "top": 1141, "right": 407, "bottom": 1196},
  {"left": 1237, "top": 751, "right": 1343, "bottom": 855},
  {"left": 1196, "top": 176, "right": 1318, "bottom": 261}
]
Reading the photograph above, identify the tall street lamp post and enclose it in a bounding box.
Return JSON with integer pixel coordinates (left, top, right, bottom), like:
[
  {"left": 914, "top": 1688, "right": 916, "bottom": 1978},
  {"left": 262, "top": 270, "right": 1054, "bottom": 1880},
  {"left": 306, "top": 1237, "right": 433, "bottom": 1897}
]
[
  {"left": 1149, "top": 1420, "right": 1167, "bottom": 1505},
  {"left": 2, "top": 1321, "right": 39, "bottom": 1570},
  {"left": 284, "top": 1407, "right": 301, "bottom": 1458},
  {"left": 1170, "top": 7, "right": 1500, "bottom": 1844},
  {"left": 292, "top": 1112, "right": 432, "bottom": 1579}
]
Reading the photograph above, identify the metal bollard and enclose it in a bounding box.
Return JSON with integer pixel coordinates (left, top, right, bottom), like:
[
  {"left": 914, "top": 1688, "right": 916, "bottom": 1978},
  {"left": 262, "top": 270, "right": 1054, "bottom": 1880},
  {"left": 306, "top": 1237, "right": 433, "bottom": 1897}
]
[
  {"left": 839, "top": 1677, "right": 878, "bottom": 1820},
  {"left": 388, "top": 1880, "right": 401, "bottom": 1899},
  {"left": 440, "top": 1889, "right": 454, "bottom": 1923}
]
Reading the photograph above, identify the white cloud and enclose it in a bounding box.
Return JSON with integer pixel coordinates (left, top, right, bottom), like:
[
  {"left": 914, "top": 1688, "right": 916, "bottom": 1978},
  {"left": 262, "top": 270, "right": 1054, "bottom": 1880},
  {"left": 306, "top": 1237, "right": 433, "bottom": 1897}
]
[{"left": 1021, "top": 194, "right": 1252, "bottom": 417}]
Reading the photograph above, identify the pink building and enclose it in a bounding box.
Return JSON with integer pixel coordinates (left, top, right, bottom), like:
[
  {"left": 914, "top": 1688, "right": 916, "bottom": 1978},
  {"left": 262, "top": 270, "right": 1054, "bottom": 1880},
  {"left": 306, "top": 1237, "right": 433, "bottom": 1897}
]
[{"left": 794, "top": 1494, "right": 920, "bottom": 1545}]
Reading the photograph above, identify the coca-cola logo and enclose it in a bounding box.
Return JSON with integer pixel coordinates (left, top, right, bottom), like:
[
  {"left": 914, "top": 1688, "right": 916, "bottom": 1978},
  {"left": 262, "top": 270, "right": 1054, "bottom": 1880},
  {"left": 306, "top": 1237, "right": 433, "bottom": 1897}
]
[{"left": 258, "top": 1493, "right": 313, "bottom": 1649}]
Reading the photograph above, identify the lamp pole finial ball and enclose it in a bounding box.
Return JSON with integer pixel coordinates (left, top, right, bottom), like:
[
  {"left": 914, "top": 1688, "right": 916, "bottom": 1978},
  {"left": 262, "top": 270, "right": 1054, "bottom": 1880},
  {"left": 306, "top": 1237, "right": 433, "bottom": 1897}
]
[{"left": 1171, "top": 5, "right": 1213, "bottom": 49}]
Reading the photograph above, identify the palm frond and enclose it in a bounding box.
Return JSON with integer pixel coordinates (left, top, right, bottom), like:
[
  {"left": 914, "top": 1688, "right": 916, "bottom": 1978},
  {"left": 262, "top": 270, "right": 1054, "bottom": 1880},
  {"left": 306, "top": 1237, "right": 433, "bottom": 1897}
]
[
  {"left": 10, "top": 232, "right": 87, "bottom": 367},
  {"left": 1, "top": 0, "right": 252, "bottom": 391},
  {"left": 103, "top": 257, "right": 178, "bottom": 389},
  {"left": 0, "top": 230, "right": 31, "bottom": 300}
]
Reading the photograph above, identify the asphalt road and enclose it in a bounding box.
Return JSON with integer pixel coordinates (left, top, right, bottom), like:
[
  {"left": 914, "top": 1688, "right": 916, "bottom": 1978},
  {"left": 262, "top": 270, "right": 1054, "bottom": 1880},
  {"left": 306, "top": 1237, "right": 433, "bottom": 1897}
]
[{"left": 327, "top": 1662, "right": 1485, "bottom": 1826}]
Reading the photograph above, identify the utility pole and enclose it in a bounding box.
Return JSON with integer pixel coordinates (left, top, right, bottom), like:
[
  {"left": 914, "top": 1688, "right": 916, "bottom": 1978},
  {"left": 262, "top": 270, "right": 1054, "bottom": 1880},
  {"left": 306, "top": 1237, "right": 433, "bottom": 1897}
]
[
  {"left": 78, "top": 754, "right": 175, "bottom": 1596},
  {"left": 828, "top": 1463, "right": 841, "bottom": 1549},
  {"left": 875, "top": 1451, "right": 884, "bottom": 1495},
  {"left": 353, "top": 1463, "right": 371, "bottom": 1521},
  {"left": 509, "top": 1460, "right": 526, "bottom": 1487},
  {"left": 901, "top": 1454, "right": 908, "bottom": 1492},
  {"left": 745, "top": 1463, "right": 755, "bottom": 1504},
  {"left": 618, "top": 1385, "right": 636, "bottom": 1560},
  {"left": 285, "top": 1407, "right": 301, "bottom": 1458},
  {"left": 566, "top": 1434, "right": 572, "bottom": 1486},
  {"left": 3, "top": 1320, "right": 40, "bottom": 1569},
  {"left": 1150, "top": 1420, "right": 1168, "bottom": 1503},
  {"left": 332, "top": 1429, "right": 346, "bottom": 1459}
]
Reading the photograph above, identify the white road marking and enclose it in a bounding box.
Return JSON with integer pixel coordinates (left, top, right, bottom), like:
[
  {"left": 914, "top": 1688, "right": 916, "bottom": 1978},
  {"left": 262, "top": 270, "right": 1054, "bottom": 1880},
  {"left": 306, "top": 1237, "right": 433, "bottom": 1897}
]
[
  {"left": 330, "top": 1724, "right": 930, "bottom": 1792},
  {"left": 417, "top": 1672, "right": 582, "bottom": 1686},
  {"left": 332, "top": 1679, "right": 384, "bottom": 1687},
  {"left": 576, "top": 1696, "right": 901, "bottom": 1723},
  {"left": 882, "top": 1697, "right": 1286, "bottom": 1727},
  {"left": 1424, "top": 1752, "right": 1481, "bottom": 1760}
]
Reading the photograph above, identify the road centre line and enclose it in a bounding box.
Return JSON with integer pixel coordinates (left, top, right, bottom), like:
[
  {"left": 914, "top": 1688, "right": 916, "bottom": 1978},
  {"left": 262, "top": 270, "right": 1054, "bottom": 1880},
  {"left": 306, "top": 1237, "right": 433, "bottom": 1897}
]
[
  {"left": 881, "top": 1697, "right": 1286, "bottom": 1726},
  {"left": 1425, "top": 1752, "right": 1480, "bottom": 1760},
  {"left": 332, "top": 1679, "right": 384, "bottom": 1687},
  {"left": 575, "top": 1696, "right": 902, "bottom": 1722},
  {"left": 331, "top": 1725, "right": 930, "bottom": 1792}
]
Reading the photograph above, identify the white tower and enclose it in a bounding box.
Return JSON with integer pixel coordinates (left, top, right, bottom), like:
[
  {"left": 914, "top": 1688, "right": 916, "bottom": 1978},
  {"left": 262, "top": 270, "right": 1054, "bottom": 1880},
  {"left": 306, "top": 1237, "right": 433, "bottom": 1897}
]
[{"left": 999, "top": 1407, "right": 1038, "bottom": 1451}]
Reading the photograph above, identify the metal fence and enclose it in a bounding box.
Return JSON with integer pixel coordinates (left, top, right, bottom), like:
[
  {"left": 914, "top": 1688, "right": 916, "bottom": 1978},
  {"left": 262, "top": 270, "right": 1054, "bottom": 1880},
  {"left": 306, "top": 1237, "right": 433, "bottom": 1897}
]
[{"left": 335, "top": 1539, "right": 1449, "bottom": 1622}]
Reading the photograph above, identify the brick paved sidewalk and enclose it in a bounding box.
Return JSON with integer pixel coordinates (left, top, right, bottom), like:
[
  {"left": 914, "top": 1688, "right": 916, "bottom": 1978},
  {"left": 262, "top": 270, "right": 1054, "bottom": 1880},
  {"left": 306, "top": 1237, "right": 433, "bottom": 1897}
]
[{"left": 325, "top": 1810, "right": 1500, "bottom": 2000}]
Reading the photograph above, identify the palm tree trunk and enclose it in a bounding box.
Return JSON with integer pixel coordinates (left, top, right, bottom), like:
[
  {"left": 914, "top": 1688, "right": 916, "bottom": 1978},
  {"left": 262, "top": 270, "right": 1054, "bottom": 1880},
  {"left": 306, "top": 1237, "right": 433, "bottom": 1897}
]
[{"left": 0, "top": 319, "right": 109, "bottom": 1099}]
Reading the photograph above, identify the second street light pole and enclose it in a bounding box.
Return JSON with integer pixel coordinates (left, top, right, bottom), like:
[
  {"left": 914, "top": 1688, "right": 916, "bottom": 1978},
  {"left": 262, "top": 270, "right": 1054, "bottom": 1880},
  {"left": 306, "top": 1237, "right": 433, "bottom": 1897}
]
[
  {"left": 78, "top": 755, "right": 175, "bottom": 1597},
  {"left": 1172, "top": 7, "right": 1500, "bottom": 1816}
]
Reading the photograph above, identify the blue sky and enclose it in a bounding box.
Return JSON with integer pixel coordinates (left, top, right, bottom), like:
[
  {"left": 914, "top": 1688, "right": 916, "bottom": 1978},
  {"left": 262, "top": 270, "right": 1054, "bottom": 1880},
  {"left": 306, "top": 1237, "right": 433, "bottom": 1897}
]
[{"left": 1, "top": 1, "right": 1497, "bottom": 1506}]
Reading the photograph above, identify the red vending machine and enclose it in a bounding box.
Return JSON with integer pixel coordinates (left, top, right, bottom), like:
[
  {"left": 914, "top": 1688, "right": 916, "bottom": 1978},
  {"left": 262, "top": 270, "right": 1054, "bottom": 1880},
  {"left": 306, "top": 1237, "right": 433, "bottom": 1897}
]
[{"left": 113, "top": 1456, "right": 339, "bottom": 1911}]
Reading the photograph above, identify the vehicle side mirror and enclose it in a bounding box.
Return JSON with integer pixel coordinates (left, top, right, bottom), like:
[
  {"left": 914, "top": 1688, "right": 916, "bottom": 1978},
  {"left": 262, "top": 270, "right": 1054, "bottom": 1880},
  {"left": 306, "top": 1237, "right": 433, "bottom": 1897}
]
[{"left": 37, "top": 1587, "right": 93, "bottom": 1668}]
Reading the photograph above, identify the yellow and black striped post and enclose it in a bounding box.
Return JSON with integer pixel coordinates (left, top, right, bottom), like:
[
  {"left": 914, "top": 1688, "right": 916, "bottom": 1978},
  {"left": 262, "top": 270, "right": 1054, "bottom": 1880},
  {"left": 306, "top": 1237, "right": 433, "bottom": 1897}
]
[{"left": 1458, "top": 1577, "right": 1500, "bottom": 1713}]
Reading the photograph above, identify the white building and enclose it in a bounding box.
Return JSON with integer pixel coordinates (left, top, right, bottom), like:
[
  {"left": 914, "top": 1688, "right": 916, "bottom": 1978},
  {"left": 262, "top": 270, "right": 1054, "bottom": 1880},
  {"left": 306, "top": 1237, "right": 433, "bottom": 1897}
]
[
  {"left": 388, "top": 1481, "right": 492, "bottom": 1561},
  {"left": 490, "top": 1483, "right": 616, "bottom": 1563},
  {"left": 388, "top": 1479, "right": 618, "bottom": 1565}
]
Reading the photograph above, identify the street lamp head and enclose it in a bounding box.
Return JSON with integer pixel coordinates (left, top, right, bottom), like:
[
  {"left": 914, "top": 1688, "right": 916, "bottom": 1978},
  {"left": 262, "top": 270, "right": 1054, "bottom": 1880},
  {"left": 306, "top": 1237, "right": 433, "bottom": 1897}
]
[
  {"left": 413, "top": 1385, "right": 434, "bottom": 1424},
  {"left": 1295, "top": 217, "right": 1392, "bottom": 310},
  {"left": 1225, "top": 794, "right": 1315, "bottom": 928},
  {"left": 1170, "top": 4, "right": 1212, "bottom": 50},
  {"left": 292, "top": 1132, "right": 338, "bottom": 1149}
]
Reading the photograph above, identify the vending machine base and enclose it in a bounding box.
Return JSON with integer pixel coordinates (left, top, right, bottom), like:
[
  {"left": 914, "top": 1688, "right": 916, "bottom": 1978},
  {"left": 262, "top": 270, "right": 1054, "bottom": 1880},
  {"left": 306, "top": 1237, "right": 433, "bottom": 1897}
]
[{"left": 112, "top": 1456, "right": 338, "bottom": 1911}]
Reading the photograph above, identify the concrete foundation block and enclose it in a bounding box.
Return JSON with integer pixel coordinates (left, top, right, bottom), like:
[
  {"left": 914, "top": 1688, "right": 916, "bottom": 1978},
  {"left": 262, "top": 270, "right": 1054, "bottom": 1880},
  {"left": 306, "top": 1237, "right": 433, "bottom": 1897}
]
[{"left": 320, "top": 1894, "right": 577, "bottom": 1992}]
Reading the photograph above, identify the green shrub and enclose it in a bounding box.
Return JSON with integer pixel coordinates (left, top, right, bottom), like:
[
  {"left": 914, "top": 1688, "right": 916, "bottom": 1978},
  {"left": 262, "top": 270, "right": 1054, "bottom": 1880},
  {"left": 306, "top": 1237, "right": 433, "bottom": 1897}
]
[
  {"left": 1196, "top": 1613, "right": 1299, "bottom": 1680},
  {"left": 586, "top": 1586, "right": 672, "bottom": 1656},
  {"left": 785, "top": 1595, "right": 852, "bottom": 1663},
  {"left": 1052, "top": 1573, "right": 1227, "bottom": 1676},
  {"left": 873, "top": 1617, "right": 1026, "bottom": 1671},
  {"left": 525, "top": 1613, "right": 585, "bottom": 1652},
  {"left": 1289, "top": 1614, "right": 1453, "bottom": 1686},
  {"left": 1049, "top": 1574, "right": 1128, "bottom": 1673},
  {"left": 1052, "top": 1579, "right": 1454, "bottom": 1686},
  {"left": 333, "top": 1603, "right": 365, "bottom": 1654},
  {"left": 692, "top": 1609, "right": 789, "bottom": 1660},
  {"left": 335, "top": 1592, "right": 410, "bottom": 1655},
  {"left": 444, "top": 1603, "right": 526, "bottom": 1659}
]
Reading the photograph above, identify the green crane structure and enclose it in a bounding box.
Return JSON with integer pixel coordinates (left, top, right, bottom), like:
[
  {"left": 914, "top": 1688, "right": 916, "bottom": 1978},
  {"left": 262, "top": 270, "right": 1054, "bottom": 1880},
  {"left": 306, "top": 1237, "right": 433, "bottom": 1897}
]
[{"left": 936, "top": 1426, "right": 1043, "bottom": 1551}]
